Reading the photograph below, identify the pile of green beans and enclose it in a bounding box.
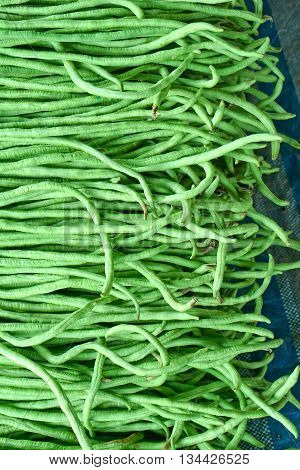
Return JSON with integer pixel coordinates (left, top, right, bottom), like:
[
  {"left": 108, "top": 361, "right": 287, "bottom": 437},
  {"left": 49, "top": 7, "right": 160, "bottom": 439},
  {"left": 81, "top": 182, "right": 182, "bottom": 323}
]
[{"left": 0, "top": 0, "right": 299, "bottom": 451}]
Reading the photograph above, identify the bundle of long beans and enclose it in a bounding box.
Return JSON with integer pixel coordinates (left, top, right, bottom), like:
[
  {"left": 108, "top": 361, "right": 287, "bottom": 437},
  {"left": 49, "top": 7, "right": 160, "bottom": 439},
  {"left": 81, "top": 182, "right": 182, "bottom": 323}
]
[{"left": 0, "top": 0, "right": 299, "bottom": 451}]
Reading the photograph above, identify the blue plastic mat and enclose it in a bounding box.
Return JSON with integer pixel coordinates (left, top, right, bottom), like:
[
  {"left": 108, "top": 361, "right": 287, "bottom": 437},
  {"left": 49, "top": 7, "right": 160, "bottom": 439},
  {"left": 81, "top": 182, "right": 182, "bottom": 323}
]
[{"left": 245, "top": 0, "right": 300, "bottom": 450}]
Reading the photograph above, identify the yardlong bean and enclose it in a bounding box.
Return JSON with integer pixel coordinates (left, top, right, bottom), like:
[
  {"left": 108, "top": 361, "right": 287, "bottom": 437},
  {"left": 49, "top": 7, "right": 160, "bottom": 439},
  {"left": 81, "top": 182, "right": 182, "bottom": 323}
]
[{"left": 0, "top": 0, "right": 299, "bottom": 452}]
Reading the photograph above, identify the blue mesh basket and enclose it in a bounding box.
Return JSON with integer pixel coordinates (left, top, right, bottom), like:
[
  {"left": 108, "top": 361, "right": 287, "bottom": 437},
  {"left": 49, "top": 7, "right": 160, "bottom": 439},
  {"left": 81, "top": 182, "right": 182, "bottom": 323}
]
[{"left": 244, "top": 0, "right": 300, "bottom": 450}]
